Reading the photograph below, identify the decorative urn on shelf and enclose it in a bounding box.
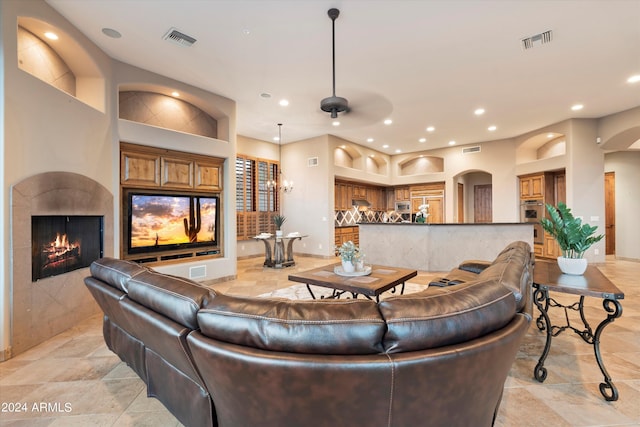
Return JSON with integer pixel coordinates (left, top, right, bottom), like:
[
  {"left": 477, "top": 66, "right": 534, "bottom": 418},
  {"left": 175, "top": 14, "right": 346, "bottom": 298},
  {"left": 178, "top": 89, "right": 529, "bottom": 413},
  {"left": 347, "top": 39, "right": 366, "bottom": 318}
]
[{"left": 540, "top": 202, "right": 604, "bottom": 275}]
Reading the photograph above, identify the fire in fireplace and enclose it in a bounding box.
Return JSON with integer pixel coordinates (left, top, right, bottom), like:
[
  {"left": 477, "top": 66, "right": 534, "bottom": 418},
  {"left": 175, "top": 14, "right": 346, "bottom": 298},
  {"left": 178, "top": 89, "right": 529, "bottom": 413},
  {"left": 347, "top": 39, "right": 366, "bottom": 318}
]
[{"left": 31, "top": 215, "right": 104, "bottom": 281}]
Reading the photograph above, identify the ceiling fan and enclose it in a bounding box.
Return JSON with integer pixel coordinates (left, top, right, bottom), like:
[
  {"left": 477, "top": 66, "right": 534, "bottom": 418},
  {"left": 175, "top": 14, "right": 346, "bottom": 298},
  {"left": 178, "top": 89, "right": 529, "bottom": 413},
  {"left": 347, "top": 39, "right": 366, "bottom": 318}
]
[{"left": 320, "top": 8, "right": 349, "bottom": 119}]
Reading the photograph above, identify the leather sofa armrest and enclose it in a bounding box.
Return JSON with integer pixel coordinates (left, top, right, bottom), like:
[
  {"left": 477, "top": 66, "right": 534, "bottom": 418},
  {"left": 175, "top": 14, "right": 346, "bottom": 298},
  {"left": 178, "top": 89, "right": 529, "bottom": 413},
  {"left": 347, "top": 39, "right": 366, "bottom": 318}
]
[{"left": 458, "top": 260, "right": 492, "bottom": 274}]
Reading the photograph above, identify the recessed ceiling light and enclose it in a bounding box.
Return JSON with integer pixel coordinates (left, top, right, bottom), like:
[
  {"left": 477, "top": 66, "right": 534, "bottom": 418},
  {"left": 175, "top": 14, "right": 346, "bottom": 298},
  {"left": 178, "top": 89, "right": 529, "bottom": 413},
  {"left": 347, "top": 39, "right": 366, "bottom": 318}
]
[
  {"left": 273, "top": 136, "right": 280, "bottom": 142},
  {"left": 448, "top": 140, "right": 456, "bottom": 146},
  {"left": 419, "top": 138, "right": 427, "bottom": 143},
  {"left": 279, "top": 99, "right": 289, "bottom": 107},
  {"left": 340, "top": 145, "right": 346, "bottom": 149},
  {"left": 171, "top": 91, "right": 180, "bottom": 97},
  {"left": 44, "top": 32, "right": 58, "bottom": 40},
  {"left": 487, "top": 125, "right": 497, "bottom": 131},
  {"left": 260, "top": 93, "right": 271, "bottom": 99},
  {"left": 547, "top": 133, "right": 555, "bottom": 138},
  {"left": 426, "top": 126, "right": 435, "bottom": 132},
  {"left": 382, "top": 144, "right": 389, "bottom": 149},
  {"left": 474, "top": 108, "right": 485, "bottom": 115},
  {"left": 366, "top": 138, "right": 374, "bottom": 143},
  {"left": 332, "top": 121, "right": 340, "bottom": 126},
  {"left": 571, "top": 104, "right": 584, "bottom": 111},
  {"left": 384, "top": 119, "right": 393, "bottom": 125},
  {"left": 101, "top": 28, "right": 121, "bottom": 39},
  {"left": 395, "top": 149, "right": 402, "bottom": 153},
  {"left": 370, "top": 154, "right": 375, "bottom": 158},
  {"left": 242, "top": 28, "right": 251, "bottom": 35},
  {"left": 627, "top": 74, "right": 640, "bottom": 83}
]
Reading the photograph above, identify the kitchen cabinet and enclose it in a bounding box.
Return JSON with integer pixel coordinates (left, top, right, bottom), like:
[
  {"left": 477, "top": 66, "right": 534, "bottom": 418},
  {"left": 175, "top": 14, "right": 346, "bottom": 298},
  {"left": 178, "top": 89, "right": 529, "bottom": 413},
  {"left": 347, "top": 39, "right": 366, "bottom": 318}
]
[
  {"left": 353, "top": 185, "right": 367, "bottom": 199},
  {"left": 519, "top": 170, "right": 566, "bottom": 259},
  {"left": 395, "top": 187, "right": 410, "bottom": 201},
  {"left": 335, "top": 226, "right": 359, "bottom": 248},
  {"left": 519, "top": 174, "right": 544, "bottom": 199}
]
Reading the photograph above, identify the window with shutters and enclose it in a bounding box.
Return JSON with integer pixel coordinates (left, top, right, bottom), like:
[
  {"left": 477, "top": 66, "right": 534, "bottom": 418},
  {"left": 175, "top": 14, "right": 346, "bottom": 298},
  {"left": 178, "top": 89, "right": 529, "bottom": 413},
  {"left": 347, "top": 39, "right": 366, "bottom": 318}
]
[{"left": 236, "top": 155, "right": 279, "bottom": 239}]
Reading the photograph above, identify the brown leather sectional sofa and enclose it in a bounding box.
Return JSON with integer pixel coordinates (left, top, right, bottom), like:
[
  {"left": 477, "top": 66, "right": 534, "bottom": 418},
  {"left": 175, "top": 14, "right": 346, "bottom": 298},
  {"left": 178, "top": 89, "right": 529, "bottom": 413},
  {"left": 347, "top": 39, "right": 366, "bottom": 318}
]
[{"left": 85, "top": 241, "right": 533, "bottom": 427}]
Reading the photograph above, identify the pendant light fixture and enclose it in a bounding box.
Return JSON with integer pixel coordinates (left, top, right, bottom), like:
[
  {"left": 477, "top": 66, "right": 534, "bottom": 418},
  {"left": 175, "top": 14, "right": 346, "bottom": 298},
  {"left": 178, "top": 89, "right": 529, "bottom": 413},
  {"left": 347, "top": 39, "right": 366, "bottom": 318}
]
[{"left": 270, "top": 124, "right": 293, "bottom": 193}]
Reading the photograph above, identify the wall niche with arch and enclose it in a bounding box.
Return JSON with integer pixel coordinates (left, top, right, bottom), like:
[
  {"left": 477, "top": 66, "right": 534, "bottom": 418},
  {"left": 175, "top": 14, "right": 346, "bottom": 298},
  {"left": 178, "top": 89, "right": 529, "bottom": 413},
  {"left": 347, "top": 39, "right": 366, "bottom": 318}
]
[
  {"left": 517, "top": 132, "right": 566, "bottom": 164},
  {"left": 334, "top": 144, "right": 388, "bottom": 175},
  {"left": 17, "top": 17, "right": 105, "bottom": 112},
  {"left": 119, "top": 90, "right": 218, "bottom": 139},
  {"left": 398, "top": 155, "right": 444, "bottom": 176}
]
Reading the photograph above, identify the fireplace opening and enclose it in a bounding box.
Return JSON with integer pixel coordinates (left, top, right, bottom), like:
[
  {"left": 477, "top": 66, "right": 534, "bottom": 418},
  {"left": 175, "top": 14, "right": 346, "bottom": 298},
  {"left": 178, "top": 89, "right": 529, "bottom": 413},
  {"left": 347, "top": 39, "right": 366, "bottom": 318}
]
[{"left": 31, "top": 215, "right": 104, "bottom": 281}]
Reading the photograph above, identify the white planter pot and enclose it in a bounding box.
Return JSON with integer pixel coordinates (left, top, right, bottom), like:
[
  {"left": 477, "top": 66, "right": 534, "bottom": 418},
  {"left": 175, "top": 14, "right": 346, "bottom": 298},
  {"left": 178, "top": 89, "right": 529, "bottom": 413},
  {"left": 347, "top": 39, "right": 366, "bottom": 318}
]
[
  {"left": 275, "top": 230, "right": 283, "bottom": 237},
  {"left": 341, "top": 259, "right": 355, "bottom": 273},
  {"left": 557, "top": 256, "right": 588, "bottom": 275}
]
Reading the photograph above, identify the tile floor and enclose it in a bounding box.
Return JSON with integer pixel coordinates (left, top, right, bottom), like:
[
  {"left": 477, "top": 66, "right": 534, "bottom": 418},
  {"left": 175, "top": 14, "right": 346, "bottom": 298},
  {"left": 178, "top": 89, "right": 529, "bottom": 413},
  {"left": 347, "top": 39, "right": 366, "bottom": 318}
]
[{"left": 0, "top": 256, "right": 638, "bottom": 426}]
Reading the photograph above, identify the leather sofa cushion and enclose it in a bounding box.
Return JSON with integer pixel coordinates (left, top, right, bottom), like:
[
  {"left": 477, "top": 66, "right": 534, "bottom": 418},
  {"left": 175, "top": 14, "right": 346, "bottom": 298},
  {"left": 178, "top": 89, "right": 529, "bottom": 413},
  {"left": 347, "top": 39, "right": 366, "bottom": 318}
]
[
  {"left": 477, "top": 241, "right": 531, "bottom": 312},
  {"left": 379, "top": 280, "right": 516, "bottom": 353},
  {"left": 127, "top": 270, "right": 213, "bottom": 330},
  {"left": 90, "top": 257, "right": 149, "bottom": 293},
  {"left": 457, "top": 260, "right": 492, "bottom": 274},
  {"left": 197, "top": 294, "right": 386, "bottom": 355}
]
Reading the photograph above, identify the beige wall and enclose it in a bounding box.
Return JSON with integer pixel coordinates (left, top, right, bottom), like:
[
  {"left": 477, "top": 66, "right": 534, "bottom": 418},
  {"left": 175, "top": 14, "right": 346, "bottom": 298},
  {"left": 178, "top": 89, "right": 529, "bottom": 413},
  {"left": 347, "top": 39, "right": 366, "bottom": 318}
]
[
  {"left": 1, "top": 0, "right": 237, "bottom": 357},
  {"left": 605, "top": 151, "right": 640, "bottom": 261}
]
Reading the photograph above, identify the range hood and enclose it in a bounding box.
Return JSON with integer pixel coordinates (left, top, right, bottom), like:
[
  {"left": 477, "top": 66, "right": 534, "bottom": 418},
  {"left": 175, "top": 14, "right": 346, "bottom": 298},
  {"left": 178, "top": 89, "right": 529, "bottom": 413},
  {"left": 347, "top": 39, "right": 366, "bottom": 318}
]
[{"left": 352, "top": 199, "right": 371, "bottom": 208}]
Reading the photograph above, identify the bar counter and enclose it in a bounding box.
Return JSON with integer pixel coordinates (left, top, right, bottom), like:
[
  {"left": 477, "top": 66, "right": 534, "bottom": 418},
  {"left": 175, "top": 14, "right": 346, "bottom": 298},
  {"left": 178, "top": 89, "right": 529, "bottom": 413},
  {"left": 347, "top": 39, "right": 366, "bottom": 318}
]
[{"left": 358, "top": 222, "right": 533, "bottom": 272}]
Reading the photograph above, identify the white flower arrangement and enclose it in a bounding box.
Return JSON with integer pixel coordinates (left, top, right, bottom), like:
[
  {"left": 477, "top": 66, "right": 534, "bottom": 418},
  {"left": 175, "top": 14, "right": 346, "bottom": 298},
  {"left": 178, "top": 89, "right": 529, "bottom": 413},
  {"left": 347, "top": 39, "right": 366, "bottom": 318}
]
[
  {"left": 415, "top": 203, "right": 430, "bottom": 223},
  {"left": 336, "top": 240, "right": 360, "bottom": 262}
]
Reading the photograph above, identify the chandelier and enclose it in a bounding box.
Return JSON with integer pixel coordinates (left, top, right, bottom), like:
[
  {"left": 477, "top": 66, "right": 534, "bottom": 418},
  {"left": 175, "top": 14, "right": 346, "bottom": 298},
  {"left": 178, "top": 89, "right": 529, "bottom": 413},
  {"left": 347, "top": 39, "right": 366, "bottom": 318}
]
[{"left": 269, "top": 123, "right": 293, "bottom": 193}]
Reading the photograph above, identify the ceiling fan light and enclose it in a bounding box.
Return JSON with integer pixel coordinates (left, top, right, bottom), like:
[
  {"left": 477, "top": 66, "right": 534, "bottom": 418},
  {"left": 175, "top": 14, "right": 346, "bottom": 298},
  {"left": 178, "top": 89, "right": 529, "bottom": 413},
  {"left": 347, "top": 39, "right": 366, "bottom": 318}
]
[{"left": 320, "top": 95, "right": 348, "bottom": 118}]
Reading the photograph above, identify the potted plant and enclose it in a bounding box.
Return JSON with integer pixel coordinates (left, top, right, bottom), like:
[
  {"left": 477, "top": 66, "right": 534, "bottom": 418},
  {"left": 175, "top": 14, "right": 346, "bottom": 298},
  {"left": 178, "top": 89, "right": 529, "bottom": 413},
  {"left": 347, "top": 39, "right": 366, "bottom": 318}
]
[
  {"left": 540, "top": 202, "right": 604, "bottom": 275},
  {"left": 272, "top": 214, "right": 286, "bottom": 237},
  {"left": 336, "top": 240, "right": 359, "bottom": 273}
]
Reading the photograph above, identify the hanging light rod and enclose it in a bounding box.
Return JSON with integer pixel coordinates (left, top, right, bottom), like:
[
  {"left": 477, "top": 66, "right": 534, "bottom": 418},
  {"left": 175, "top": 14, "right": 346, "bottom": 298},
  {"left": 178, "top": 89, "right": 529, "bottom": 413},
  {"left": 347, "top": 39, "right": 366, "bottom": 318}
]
[{"left": 320, "top": 8, "right": 349, "bottom": 119}]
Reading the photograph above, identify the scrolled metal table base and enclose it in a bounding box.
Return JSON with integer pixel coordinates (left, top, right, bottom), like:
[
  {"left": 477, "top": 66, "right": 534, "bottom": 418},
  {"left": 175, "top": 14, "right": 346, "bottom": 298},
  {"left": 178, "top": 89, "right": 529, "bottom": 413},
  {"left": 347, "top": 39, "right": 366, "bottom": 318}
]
[{"left": 533, "top": 284, "right": 623, "bottom": 401}]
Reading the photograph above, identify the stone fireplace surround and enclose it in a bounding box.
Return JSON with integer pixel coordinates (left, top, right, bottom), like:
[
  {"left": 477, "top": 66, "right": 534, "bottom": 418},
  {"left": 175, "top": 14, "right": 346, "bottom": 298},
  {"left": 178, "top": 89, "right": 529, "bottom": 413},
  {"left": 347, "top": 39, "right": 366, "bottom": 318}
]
[{"left": 10, "top": 172, "right": 114, "bottom": 358}]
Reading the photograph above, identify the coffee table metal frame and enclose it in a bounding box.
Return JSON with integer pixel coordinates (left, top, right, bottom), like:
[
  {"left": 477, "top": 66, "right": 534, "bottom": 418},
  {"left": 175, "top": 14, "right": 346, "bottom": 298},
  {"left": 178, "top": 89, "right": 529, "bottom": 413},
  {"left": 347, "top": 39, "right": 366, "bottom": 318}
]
[
  {"left": 532, "top": 260, "right": 624, "bottom": 401},
  {"left": 288, "top": 263, "right": 418, "bottom": 302}
]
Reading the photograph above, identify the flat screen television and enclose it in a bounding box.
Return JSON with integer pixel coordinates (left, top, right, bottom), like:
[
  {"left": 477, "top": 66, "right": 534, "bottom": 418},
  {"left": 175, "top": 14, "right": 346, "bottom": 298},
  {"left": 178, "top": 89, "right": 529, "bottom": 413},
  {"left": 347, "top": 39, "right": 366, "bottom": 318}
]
[{"left": 126, "top": 191, "right": 219, "bottom": 255}]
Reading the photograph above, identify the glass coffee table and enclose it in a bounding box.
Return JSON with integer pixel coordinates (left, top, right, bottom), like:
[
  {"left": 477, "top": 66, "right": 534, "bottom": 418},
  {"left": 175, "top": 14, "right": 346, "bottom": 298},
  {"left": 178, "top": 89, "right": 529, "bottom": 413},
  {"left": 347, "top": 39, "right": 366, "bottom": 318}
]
[{"left": 288, "top": 263, "right": 417, "bottom": 302}]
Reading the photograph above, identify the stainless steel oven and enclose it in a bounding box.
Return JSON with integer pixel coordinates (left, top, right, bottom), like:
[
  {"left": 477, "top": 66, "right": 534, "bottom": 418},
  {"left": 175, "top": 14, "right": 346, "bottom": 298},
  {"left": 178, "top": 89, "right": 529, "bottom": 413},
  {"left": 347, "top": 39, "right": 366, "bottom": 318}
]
[{"left": 521, "top": 200, "right": 544, "bottom": 245}]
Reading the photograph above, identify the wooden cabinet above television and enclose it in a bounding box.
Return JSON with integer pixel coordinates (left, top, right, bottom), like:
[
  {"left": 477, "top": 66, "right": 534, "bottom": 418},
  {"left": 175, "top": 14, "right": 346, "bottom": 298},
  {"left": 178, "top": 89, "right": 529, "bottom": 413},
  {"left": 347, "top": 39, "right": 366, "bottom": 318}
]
[{"left": 121, "top": 142, "right": 222, "bottom": 192}]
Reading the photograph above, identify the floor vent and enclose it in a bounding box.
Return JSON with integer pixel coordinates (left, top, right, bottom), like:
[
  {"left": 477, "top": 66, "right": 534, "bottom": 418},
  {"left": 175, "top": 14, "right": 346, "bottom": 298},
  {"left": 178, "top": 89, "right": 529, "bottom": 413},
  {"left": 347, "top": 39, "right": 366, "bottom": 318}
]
[
  {"left": 308, "top": 157, "right": 319, "bottom": 167},
  {"left": 462, "top": 146, "right": 481, "bottom": 154},
  {"left": 163, "top": 28, "right": 197, "bottom": 47},
  {"left": 189, "top": 265, "right": 206, "bottom": 279},
  {"left": 521, "top": 30, "right": 553, "bottom": 50}
]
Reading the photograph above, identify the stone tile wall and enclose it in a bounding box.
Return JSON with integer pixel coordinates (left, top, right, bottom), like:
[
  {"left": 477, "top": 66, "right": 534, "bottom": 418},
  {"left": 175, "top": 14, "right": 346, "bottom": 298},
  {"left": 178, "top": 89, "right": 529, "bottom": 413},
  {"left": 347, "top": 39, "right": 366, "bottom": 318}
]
[{"left": 10, "top": 172, "right": 114, "bottom": 357}]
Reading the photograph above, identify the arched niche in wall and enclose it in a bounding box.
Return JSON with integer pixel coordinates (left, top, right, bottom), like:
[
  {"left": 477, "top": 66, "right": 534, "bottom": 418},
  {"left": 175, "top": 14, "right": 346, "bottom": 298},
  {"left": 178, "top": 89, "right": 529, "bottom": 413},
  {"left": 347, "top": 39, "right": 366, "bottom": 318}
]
[
  {"left": 17, "top": 17, "right": 105, "bottom": 112},
  {"left": 365, "top": 154, "right": 388, "bottom": 175},
  {"left": 119, "top": 90, "right": 218, "bottom": 139},
  {"left": 397, "top": 155, "right": 444, "bottom": 176},
  {"left": 517, "top": 132, "right": 566, "bottom": 164},
  {"left": 333, "top": 144, "right": 363, "bottom": 169},
  {"left": 599, "top": 126, "right": 640, "bottom": 151}
]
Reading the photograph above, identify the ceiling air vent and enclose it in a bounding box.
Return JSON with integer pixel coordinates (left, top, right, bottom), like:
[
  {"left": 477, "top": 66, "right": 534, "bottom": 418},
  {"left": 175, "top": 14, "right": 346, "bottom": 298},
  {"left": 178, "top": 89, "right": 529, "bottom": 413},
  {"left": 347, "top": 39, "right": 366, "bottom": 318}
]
[
  {"left": 163, "top": 28, "right": 197, "bottom": 47},
  {"left": 308, "top": 157, "right": 319, "bottom": 167},
  {"left": 521, "top": 30, "right": 552, "bottom": 50},
  {"left": 462, "top": 146, "right": 481, "bottom": 154}
]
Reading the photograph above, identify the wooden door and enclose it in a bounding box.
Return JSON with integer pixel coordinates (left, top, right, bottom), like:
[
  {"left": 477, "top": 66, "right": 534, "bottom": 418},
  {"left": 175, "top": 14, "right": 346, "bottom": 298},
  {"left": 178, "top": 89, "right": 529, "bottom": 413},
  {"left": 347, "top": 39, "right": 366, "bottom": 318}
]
[
  {"left": 605, "top": 172, "right": 615, "bottom": 255},
  {"left": 474, "top": 184, "right": 492, "bottom": 223},
  {"left": 457, "top": 183, "right": 464, "bottom": 223}
]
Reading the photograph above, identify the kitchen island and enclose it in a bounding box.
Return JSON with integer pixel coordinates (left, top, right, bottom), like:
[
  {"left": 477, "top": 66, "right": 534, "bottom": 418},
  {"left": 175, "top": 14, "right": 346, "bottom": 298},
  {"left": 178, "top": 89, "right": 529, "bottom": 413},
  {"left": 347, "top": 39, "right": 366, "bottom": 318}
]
[{"left": 358, "top": 222, "right": 533, "bottom": 272}]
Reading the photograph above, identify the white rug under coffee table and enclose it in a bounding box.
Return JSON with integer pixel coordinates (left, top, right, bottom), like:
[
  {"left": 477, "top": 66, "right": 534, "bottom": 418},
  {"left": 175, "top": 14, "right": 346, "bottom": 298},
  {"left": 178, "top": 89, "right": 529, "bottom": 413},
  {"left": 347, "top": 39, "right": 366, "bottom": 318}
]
[{"left": 259, "top": 282, "right": 428, "bottom": 300}]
